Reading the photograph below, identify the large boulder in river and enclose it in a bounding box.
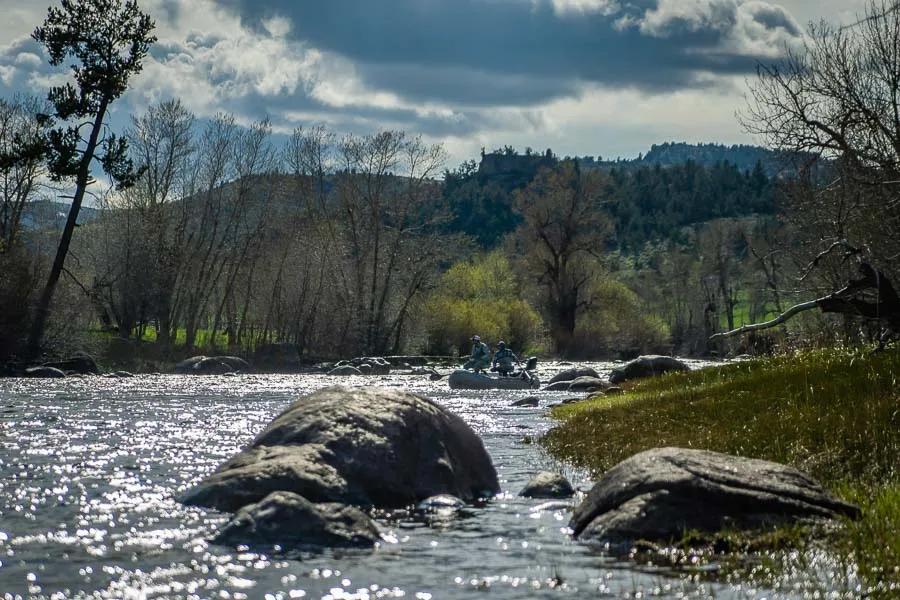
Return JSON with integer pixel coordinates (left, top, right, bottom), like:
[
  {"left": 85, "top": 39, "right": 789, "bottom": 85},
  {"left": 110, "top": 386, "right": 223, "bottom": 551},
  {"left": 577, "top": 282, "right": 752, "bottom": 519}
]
[
  {"left": 567, "top": 376, "right": 609, "bottom": 392},
  {"left": 608, "top": 355, "right": 688, "bottom": 384},
  {"left": 213, "top": 491, "right": 380, "bottom": 549},
  {"left": 198, "top": 356, "right": 249, "bottom": 373},
  {"left": 175, "top": 355, "right": 250, "bottom": 374},
  {"left": 548, "top": 367, "right": 600, "bottom": 385},
  {"left": 570, "top": 447, "right": 860, "bottom": 545},
  {"left": 24, "top": 366, "right": 66, "bottom": 378},
  {"left": 175, "top": 356, "right": 207, "bottom": 373},
  {"left": 43, "top": 352, "right": 98, "bottom": 375},
  {"left": 181, "top": 386, "right": 500, "bottom": 512}
]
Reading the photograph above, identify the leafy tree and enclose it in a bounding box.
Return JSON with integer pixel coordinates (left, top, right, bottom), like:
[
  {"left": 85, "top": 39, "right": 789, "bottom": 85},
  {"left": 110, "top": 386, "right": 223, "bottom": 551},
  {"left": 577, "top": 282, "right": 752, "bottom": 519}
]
[
  {"left": 421, "top": 251, "right": 544, "bottom": 354},
  {"left": 513, "top": 161, "right": 611, "bottom": 356},
  {"left": 26, "top": 0, "right": 156, "bottom": 355}
]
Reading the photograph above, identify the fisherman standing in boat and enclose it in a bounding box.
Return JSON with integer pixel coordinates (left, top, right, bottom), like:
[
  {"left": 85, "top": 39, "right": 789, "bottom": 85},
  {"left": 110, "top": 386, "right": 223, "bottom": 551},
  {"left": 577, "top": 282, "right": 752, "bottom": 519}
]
[
  {"left": 492, "top": 340, "right": 519, "bottom": 377},
  {"left": 464, "top": 335, "right": 491, "bottom": 373}
]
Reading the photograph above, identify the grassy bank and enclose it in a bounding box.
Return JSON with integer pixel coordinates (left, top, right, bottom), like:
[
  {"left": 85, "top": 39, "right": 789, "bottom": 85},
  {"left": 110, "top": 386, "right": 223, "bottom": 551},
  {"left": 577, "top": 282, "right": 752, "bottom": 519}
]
[{"left": 542, "top": 347, "right": 900, "bottom": 593}]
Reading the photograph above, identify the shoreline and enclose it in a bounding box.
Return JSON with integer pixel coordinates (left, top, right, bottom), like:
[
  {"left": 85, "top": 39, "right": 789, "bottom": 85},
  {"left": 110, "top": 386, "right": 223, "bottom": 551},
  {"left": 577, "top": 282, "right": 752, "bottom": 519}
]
[{"left": 540, "top": 347, "right": 900, "bottom": 596}]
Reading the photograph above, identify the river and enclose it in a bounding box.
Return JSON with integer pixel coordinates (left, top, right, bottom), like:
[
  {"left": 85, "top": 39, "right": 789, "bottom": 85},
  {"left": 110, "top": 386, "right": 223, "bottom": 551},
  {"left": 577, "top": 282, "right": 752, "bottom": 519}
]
[{"left": 0, "top": 361, "right": 844, "bottom": 599}]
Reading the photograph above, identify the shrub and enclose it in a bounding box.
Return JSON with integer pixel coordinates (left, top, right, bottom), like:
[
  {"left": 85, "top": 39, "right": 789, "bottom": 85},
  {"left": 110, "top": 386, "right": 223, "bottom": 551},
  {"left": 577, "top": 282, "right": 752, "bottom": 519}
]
[
  {"left": 573, "top": 279, "right": 671, "bottom": 358},
  {"left": 420, "top": 251, "right": 546, "bottom": 355}
]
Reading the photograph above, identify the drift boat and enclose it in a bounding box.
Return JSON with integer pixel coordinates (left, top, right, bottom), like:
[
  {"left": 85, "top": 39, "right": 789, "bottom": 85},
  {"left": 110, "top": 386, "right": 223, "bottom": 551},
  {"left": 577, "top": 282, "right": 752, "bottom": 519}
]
[
  {"left": 447, "top": 357, "right": 540, "bottom": 390},
  {"left": 447, "top": 370, "right": 540, "bottom": 390}
]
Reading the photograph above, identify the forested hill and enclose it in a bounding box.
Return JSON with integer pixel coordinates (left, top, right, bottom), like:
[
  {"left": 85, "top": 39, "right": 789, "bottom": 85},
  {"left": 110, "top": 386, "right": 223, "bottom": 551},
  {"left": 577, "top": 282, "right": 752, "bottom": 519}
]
[
  {"left": 444, "top": 144, "right": 778, "bottom": 249},
  {"left": 636, "top": 142, "right": 779, "bottom": 174},
  {"left": 573, "top": 142, "right": 784, "bottom": 176}
]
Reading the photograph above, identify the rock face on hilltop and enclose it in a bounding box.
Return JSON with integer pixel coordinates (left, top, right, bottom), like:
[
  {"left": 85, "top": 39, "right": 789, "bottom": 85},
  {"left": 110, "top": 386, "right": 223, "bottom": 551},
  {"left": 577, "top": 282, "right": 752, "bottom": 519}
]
[
  {"left": 608, "top": 356, "right": 688, "bottom": 384},
  {"left": 570, "top": 447, "right": 860, "bottom": 545},
  {"left": 182, "top": 386, "right": 500, "bottom": 512}
]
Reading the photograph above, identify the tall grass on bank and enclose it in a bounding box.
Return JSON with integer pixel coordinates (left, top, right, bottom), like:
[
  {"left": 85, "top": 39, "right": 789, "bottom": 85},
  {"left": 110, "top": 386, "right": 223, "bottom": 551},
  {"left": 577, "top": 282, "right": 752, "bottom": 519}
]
[{"left": 542, "top": 347, "right": 900, "bottom": 590}]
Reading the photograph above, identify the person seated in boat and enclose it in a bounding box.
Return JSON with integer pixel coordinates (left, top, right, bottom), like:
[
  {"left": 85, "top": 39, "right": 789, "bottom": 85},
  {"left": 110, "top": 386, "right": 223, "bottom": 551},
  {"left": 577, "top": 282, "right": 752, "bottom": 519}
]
[
  {"left": 463, "top": 335, "right": 491, "bottom": 373},
  {"left": 491, "top": 340, "right": 519, "bottom": 377}
]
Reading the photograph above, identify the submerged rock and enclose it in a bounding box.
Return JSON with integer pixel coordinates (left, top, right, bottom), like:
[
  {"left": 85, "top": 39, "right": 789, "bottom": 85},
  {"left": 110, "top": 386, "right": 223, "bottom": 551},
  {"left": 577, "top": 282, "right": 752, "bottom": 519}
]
[
  {"left": 328, "top": 365, "right": 362, "bottom": 376},
  {"left": 181, "top": 386, "right": 500, "bottom": 512},
  {"left": 548, "top": 367, "right": 600, "bottom": 385},
  {"left": 416, "top": 494, "right": 466, "bottom": 512},
  {"left": 213, "top": 491, "right": 380, "bottom": 549},
  {"left": 511, "top": 396, "right": 539, "bottom": 407},
  {"left": 24, "top": 366, "right": 66, "bottom": 378},
  {"left": 519, "top": 472, "right": 575, "bottom": 499},
  {"left": 570, "top": 447, "right": 861, "bottom": 545},
  {"left": 608, "top": 355, "right": 688, "bottom": 384}
]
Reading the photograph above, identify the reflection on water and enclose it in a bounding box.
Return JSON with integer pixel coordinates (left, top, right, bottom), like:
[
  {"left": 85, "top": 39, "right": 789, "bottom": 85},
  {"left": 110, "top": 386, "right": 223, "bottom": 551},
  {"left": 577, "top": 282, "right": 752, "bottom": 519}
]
[{"left": 0, "top": 362, "right": 854, "bottom": 598}]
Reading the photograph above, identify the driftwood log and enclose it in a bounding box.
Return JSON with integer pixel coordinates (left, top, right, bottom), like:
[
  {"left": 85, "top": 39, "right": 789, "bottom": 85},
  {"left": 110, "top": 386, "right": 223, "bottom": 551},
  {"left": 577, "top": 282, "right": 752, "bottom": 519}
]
[{"left": 710, "top": 263, "right": 900, "bottom": 342}]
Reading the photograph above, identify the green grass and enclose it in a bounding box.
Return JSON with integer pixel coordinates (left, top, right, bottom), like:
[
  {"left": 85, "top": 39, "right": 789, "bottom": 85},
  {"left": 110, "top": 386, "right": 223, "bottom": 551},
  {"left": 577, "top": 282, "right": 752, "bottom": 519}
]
[{"left": 542, "top": 347, "right": 900, "bottom": 593}]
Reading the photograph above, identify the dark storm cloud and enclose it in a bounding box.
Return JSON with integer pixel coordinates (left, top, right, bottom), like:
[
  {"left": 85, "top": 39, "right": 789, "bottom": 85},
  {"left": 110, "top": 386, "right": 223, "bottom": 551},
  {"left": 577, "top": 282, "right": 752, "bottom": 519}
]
[{"left": 214, "top": 0, "right": 801, "bottom": 104}]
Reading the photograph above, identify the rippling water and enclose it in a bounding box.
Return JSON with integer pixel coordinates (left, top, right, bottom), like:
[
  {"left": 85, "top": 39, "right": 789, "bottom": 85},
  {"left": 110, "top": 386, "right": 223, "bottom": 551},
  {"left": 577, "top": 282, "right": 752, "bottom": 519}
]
[{"left": 0, "top": 362, "right": 856, "bottom": 599}]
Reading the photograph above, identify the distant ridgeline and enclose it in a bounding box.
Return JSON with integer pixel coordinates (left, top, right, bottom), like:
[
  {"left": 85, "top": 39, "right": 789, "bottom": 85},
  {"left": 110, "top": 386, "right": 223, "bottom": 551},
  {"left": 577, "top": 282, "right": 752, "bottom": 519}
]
[
  {"left": 579, "top": 142, "right": 789, "bottom": 177},
  {"left": 20, "top": 200, "right": 100, "bottom": 232},
  {"left": 443, "top": 142, "right": 783, "bottom": 250}
]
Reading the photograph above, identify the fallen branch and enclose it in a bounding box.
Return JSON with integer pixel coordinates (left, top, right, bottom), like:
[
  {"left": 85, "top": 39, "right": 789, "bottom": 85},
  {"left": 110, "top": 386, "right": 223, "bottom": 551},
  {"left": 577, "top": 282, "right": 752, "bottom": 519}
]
[
  {"left": 710, "top": 263, "right": 900, "bottom": 341},
  {"left": 709, "top": 300, "right": 819, "bottom": 341}
]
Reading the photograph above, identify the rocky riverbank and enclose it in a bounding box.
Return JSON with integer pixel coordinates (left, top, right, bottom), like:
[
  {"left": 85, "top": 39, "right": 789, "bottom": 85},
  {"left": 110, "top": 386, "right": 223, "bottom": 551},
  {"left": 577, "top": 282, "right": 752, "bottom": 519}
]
[{"left": 542, "top": 347, "right": 900, "bottom": 595}]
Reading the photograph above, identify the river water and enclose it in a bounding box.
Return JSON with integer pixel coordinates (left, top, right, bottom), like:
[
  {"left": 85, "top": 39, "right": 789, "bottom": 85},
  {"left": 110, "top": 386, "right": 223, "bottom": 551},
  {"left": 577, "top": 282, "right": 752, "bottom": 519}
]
[{"left": 0, "top": 362, "right": 855, "bottom": 599}]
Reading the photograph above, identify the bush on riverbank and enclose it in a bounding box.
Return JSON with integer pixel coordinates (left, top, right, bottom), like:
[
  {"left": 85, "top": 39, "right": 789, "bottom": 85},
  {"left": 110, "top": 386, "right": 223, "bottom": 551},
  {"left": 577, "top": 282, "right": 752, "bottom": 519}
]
[{"left": 542, "top": 347, "right": 900, "bottom": 592}]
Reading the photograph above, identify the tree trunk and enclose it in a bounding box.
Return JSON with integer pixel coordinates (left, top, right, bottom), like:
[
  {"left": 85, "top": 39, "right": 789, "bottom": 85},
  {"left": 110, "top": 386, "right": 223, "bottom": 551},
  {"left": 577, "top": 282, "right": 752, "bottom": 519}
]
[{"left": 27, "top": 99, "right": 109, "bottom": 357}]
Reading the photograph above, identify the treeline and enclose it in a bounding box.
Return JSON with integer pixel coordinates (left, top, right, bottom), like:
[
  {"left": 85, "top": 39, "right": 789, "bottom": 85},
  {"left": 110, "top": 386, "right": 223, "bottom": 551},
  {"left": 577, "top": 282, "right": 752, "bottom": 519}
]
[
  {"left": 5, "top": 0, "right": 898, "bottom": 366},
  {"left": 442, "top": 152, "right": 776, "bottom": 250},
  {"left": 0, "top": 93, "right": 792, "bottom": 363},
  {"left": 1, "top": 94, "right": 787, "bottom": 362},
  {"left": 80, "top": 107, "right": 456, "bottom": 359}
]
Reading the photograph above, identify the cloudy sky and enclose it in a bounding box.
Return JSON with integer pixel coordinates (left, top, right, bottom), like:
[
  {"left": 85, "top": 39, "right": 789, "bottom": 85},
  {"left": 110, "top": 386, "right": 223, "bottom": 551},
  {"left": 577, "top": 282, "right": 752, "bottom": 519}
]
[{"left": 0, "top": 0, "right": 870, "bottom": 166}]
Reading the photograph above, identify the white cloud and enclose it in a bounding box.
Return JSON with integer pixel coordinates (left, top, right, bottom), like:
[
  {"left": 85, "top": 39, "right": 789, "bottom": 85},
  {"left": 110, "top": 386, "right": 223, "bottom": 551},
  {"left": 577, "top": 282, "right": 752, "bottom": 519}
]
[
  {"left": 640, "top": 0, "right": 740, "bottom": 37},
  {"left": 14, "top": 52, "right": 40, "bottom": 68},
  {"left": 549, "top": 0, "right": 620, "bottom": 16},
  {"left": 0, "top": 64, "right": 15, "bottom": 86}
]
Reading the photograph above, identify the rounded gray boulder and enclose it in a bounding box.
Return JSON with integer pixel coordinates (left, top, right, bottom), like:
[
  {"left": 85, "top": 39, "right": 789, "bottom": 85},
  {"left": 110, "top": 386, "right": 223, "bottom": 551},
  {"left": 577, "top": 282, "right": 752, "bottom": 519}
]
[
  {"left": 548, "top": 367, "right": 600, "bottom": 385},
  {"left": 570, "top": 447, "right": 860, "bottom": 545},
  {"left": 567, "top": 376, "right": 608, "bottom": 392},
  {"left": 608, "top": 355, "right": 689, "bottom": 384},
  {"left": 511, "top": 396, "right": 539, "bottom": 407},
  {"left": 24, "top": 366, "right": 66, "bottom": 378},
  {"left": 181, "top": 386, "right": 500, "bottom": 512},
  {"left": 213, "top": 491, "right": 380, "bottom": 549},
  {"left": 519, "top": 471, "right": 575, "bottom": 498}
]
